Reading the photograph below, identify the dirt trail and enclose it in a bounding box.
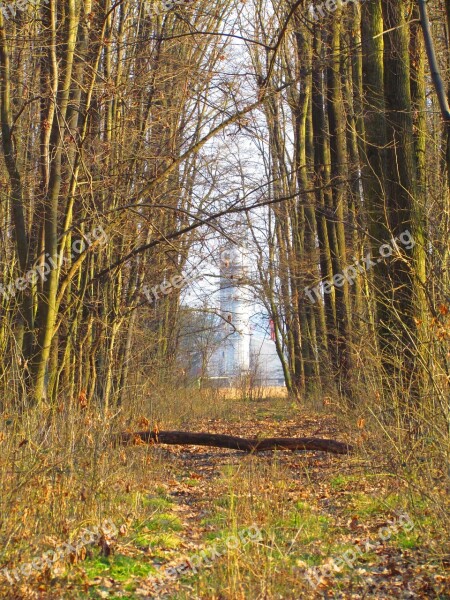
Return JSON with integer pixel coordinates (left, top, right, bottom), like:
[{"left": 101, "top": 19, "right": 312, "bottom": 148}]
[
  {"left": 5, "top": 403, "right": 448, "bottom": 599},
  {"left": 133, "top": 408, "right": 448, "bottom": 599}
]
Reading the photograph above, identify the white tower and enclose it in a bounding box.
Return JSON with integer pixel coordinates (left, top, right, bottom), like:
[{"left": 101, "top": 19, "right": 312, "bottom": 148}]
[{"left": 218, "top": 240, "right": 251, "bottom": 378}]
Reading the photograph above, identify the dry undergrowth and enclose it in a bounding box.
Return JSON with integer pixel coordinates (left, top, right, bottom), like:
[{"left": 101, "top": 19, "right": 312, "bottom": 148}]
[{"left": 0, "top": 389, "right": 448, "bottom": 599}]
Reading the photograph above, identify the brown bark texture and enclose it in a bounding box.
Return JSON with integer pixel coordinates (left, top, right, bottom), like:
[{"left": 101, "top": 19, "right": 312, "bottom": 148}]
[{"left": 115, "top": 430, "right": 353, "bottom": 454}]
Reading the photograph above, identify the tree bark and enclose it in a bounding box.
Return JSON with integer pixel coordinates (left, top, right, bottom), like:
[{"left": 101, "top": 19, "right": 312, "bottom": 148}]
[
  {"left": 116, "top": 430, "right": 353, "bottom": 454},
  {"left": 382, "top": 0, "right": 426, "bottom": 401},
  {"left": 326, "top": 13, "right": 354, "bottom": 400}
]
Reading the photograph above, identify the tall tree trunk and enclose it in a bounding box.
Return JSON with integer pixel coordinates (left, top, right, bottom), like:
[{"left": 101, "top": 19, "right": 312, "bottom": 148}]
[
  {"left": 326, "top": 12, "right": 354, "bottom": 400},
  {"left": 361, "top": 0, "right": 389, "bottom": 367},
  {"left": 382, "top": 0, "right": 427, "bottom": 401},
  {"left": 311, "top": 27, "right": 337, "bottom": 373},
  {"left": 0, "top": 12, "right": 34, "bottom": 393},
  {"left": 32, "top": 0, "right": 79, "bottom": 402}
]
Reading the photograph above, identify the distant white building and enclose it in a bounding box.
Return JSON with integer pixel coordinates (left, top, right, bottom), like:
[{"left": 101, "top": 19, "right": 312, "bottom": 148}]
[
  {"left": 206, "top": 237, "right": 285, "bottom": 387},
  {"left": 207, "top": 239, "right": 252, "bottom": 378}
]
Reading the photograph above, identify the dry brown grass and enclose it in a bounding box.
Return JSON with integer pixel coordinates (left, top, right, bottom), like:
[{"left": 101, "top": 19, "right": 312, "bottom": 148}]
[
  {"left": 203, "top": 386, "right": 289, "bottom": 401},
  {"left": 0, "top": 386, "right": 448, "bottom": 598}
]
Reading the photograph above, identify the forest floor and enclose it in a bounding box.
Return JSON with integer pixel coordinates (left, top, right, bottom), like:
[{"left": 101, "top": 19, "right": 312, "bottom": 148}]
[{"left": 1, "top": 397, "right": 449, "bottom": 599}]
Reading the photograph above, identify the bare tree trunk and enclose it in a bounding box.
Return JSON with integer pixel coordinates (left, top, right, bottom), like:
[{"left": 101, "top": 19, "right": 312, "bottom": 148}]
[{"left": 326, "top": 13, "right": 354, "bottom": 401}]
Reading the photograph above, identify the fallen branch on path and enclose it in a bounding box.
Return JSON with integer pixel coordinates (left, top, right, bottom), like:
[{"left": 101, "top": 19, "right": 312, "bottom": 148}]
[{"left": 115, "top": 430, "right": 352, "bottom": 454}]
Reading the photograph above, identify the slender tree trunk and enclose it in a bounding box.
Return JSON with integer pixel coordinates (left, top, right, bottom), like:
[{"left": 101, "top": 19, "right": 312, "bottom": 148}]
[
  {"left": 312, "top": 28, "right": 337, "bottom": 369},
  {"left": 0, "top": 12, "right": 34, "bottom": 390},
  {"left": 32, "top": 0, "right": 79, "bottom": 402},
  {"left": 326, "top": 13, "right": 354, "bottom": 400}
]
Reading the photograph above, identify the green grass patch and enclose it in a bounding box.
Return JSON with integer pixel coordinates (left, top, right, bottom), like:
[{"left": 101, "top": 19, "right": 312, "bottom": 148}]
[
  {"left": 293, "top": 552, "right": 324, "bottom": 567},
  {"left": 134, "top": 531, "right": 183, "bottom": 551},
  {"left": 183, "top": 478, "right": 202, "bottom": 487},
  {"left": 346, "top": 493, "right": 403, "bottom": 516},
  {"left": 273, "top": 509, "right": 331, "bottom": 545},
  {"left": 330, "top": 474, "right": 356, "bottom": 491},
  {"left": 294, "top": 500, "right": 312, "bottom": 512},
  {"left": 135, "top": 513, "right": 183, "bottom": 533},
  {"left": 82, "top": 553, "right": 155, "bottom": 582},
  {"left": 346, "top": 490, "right": 431, "bottom": 519},
  {"left": 392, "top": 530, "right": 419, "bottom": 550},
  {"left": 142, "top": 495, "right": 174, "bottom": 511}
]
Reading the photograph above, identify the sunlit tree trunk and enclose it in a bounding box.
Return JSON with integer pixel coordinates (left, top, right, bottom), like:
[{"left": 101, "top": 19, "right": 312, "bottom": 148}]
[{"left": 32, "top": 0, "right": 79, "bottom": 402}]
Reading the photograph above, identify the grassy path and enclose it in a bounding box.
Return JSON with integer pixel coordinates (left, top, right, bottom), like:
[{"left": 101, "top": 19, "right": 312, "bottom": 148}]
[{"left": 2, "top": 399, "right": 449, "bottom": 598}]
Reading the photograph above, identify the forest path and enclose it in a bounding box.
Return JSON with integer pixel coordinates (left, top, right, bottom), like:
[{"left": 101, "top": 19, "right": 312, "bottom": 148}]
[
  {"left": 93, "top": 401, "right": 447, "bottom": 599},
  {"left": 8, "top": 399, "right": 448, "bottom": 599}
]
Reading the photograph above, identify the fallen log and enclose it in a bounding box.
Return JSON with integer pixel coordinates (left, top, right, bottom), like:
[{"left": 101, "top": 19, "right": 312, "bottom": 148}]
[{"left": 116, "top": 430, "right": 353, "bottom": 455}]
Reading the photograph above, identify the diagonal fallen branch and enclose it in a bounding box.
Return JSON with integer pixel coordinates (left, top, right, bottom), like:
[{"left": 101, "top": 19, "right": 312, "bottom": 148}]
[{"left": 115, "top": 430, "right": 353, "bottom": 455}]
